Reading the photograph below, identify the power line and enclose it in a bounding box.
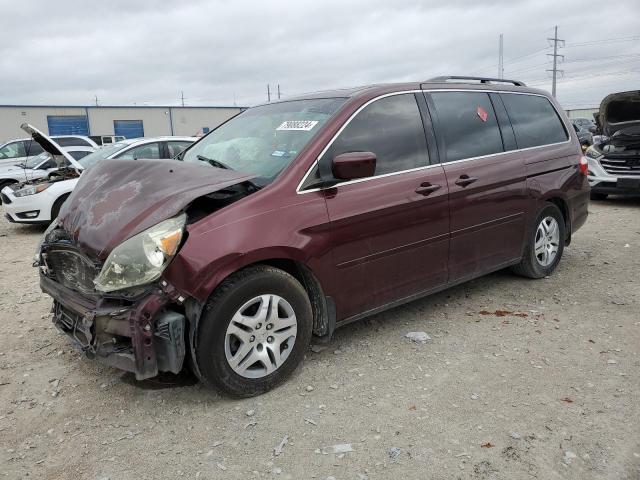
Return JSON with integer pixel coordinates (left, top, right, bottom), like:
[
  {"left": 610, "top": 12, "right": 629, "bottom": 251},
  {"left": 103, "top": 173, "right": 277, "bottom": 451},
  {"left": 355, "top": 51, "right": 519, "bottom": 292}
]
[{"left": 564, "top": 35, "right": 640, "bottom": 48}]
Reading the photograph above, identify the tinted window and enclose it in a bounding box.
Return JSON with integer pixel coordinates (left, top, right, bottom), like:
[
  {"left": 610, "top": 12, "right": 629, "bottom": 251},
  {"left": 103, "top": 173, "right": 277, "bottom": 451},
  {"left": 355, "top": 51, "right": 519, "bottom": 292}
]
[
  {"left": 322, "top": 93, "right": 429, "bottom": 176},
  {"left": 54, "top": 137, "right": 92, "bottom": 147},
  {"left": 431, "top": 92, "right": 504, "bottom": 162},
  {"left": 116, "top": 142, "right": 161, "bottom": 160},
  {"left": 24, "top": 140, "right": 44, "bottom": 156},
  {"left": 500, "top": 94, "right": 568, "bottom": 149}
]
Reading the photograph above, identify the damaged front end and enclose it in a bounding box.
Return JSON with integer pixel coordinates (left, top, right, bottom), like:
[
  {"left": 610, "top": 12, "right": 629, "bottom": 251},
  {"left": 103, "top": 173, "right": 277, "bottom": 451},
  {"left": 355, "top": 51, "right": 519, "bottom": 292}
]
[
  {"left": 35, "top": 158, "right": 259, "bottom": 379},
  {"left": 38, "top": 224, "right": 189, "bottom": 379},
  {"left": 587, "top": 90, "right": 640, "bottom": 195}
]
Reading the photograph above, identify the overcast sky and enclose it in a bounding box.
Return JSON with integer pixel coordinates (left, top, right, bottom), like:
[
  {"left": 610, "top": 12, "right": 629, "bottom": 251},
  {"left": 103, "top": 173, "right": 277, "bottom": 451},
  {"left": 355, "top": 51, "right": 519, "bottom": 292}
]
[{"left": 1, "top": 0, "right": 638, "bottom": 109}]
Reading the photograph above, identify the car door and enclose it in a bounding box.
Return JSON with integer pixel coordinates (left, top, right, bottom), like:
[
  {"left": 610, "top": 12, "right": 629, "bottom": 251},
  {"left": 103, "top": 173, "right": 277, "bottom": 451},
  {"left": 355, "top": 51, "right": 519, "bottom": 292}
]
[
  {"left": 0, "top": 140, "right": 28, "bottom": 167},
  {"left": 426, "top": 90, "right": 527, "bottom": 283},
  {"left": 317, "top": 92, "right": 450, "bottom": 319}
]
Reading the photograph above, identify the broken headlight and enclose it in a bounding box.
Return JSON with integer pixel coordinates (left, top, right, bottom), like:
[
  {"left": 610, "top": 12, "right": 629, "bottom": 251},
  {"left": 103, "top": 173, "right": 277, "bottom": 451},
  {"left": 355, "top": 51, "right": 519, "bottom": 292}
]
[{"left": 94, "top": 214, "right": 186, "bottom": 292}]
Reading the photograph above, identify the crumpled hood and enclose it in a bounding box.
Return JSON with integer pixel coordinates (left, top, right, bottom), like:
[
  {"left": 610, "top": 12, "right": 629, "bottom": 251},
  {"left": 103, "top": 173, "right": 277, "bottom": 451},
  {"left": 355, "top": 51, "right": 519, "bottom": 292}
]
[
  {"left": 58, "top": 159, "right": 256, "bottom": 261},
  {"left": 597, "top": 90, "right": 640, "bottom": 137}
]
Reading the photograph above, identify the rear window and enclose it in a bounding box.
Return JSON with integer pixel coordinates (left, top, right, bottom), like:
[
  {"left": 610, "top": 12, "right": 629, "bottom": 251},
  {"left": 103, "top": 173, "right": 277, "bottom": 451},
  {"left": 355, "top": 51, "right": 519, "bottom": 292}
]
[
  {"left": 500, "top": 94, "right": 568, "bottom": 149},
  {"left": 54, "top": 137, "right": 92, "bottom": 147},
  {"left": 431, "top": 92, "right": 504, "bottom": 162}
]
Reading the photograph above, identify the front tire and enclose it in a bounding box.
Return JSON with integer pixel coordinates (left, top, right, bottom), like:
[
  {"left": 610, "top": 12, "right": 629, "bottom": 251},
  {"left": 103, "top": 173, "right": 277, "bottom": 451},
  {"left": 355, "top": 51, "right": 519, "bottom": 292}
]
[
  {"left": 512, "top": 203, "right": 566, "bottom": 279},
  {"left": 196, "top": 265, "right": 313, "bottom": 397}
]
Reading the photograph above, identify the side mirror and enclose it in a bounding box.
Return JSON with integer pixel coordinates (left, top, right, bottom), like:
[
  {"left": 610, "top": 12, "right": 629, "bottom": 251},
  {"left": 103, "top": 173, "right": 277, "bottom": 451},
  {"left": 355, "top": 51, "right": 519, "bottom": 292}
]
[{"left": 332, "top": 152, "right": 376, "bottom": 181}]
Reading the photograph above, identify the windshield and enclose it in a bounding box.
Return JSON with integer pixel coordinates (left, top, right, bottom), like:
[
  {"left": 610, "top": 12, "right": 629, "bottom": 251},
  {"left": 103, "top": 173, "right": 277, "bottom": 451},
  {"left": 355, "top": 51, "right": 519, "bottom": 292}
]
[
  {"left": 182, "top": 98, "right": 346, "bottom": 183},
  {"left": 78, "top": 142, "right": 129, "bottom": 168},
  {"left": 24, "top": 151, "right": 52, "bottom": 169}
]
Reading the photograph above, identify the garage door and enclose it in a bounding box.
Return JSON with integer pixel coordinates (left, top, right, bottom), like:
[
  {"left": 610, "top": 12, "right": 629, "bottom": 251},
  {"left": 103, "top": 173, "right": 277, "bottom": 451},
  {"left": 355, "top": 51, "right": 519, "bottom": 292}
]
[
  {"left": 47, "top": 116, "right": 89, "bottom": 136},
  {"left": 114, "top": 120, "right": 144, "bottom": 139}
]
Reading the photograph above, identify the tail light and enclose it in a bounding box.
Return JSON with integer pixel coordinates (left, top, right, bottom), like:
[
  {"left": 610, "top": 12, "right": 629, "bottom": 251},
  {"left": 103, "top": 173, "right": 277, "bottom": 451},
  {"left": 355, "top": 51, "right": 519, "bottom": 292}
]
[{"left": 579, "top": 156, "right": 588, "bottom": 175}]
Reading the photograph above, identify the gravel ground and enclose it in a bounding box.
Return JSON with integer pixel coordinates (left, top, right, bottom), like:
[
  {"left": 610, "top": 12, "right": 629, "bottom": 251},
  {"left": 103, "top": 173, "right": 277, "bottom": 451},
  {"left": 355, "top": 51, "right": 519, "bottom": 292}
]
[{"left": 0, "top": 198, "right": 638, "bottom": 480}]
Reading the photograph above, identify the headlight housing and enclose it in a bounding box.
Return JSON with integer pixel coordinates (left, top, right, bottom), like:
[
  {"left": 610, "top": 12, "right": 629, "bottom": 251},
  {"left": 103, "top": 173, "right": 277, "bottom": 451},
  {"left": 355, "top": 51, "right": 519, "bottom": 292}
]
[
  {"left": 94, "top": 214, "right": 186, "bottom": 292},
  {"left": 584, "top": 146, "right": 603, "bottom": 160},
  {"left": 14, "top": 182, "right": 52, "bottom": 197}
]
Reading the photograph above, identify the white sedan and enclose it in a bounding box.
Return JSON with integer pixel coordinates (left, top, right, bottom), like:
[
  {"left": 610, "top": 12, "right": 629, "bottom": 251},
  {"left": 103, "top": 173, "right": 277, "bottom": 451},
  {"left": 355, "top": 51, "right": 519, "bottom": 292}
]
[
  {"left": 0, "top": 147, "right": 94, "bottom": 192},
  {"left": 2, "top": 125, "right": 195, "bottom": 225}
]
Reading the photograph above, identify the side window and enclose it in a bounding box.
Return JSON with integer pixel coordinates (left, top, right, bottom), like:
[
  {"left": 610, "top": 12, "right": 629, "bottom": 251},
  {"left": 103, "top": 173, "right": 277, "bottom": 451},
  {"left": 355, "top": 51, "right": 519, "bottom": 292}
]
[
  {"left": 24, "top": 140, "right": 44, "bottom": 156},
  {"left": 167, "top": 141, "right": 192, "bottom": 158},
  {"left": 69, "top": 151, "right": 91, "bottom": 160},
  {"left": 116, "top": 143, "right": 161, "bottom": 160},
  {"left": 500, "top": 94, "right": 569, "bottom": 149},
  {"left": 430, "top": 92, "right": 504, "bottom": 162},
  {"left": 54, "top": 137, "right": 92, "bottom": 147},
  {"left": 0, "top": 141, "right": 26, "bottom": 159},
  {"left": 322, "top": 93, "right": 429, "bottom": 176}
]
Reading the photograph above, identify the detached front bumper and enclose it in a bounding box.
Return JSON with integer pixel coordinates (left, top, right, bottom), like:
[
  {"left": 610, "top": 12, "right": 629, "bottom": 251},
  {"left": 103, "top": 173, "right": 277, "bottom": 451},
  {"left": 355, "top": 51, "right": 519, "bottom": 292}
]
[{"left": 41, "top": 274, "right": 187, "bottom": 380}]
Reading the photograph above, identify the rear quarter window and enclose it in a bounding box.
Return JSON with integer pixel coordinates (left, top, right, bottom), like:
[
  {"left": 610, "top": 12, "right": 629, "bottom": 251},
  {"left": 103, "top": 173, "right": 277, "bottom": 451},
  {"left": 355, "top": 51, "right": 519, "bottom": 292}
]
[{"left": 500, "top": 94, "right": 568, "bottom": 149}]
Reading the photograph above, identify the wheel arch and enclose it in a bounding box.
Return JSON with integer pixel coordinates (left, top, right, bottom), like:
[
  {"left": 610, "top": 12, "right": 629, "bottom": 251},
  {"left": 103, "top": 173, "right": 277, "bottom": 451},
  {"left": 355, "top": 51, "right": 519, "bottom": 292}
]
[
  {"left": 543, "top": 195, "right": 572, "bottom": 245},
  {"left": 51, "top": 192, "right": 71, "bottom": 220},
  {"left": 184, "top": 251, "right": 335, "bottom": 340}
]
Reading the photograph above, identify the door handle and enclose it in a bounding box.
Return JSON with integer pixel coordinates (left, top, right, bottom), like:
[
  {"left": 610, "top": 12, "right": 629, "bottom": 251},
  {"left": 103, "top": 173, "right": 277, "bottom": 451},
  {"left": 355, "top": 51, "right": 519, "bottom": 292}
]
[
  {"left": 415, "top": 182, "right": 441, "bottom": 196},
  {"left": 454, "top": 175, "right": 478, "bottom": 187}
]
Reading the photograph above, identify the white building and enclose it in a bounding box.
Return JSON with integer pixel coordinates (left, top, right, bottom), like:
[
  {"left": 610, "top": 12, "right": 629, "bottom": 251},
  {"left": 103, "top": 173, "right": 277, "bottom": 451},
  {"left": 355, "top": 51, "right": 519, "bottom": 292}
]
[
  {"left": 565, "top": 107, "right": 599, "bottom": 121},
  {"left": 0, "top": 104, "right": 244, "bottom": 143}
]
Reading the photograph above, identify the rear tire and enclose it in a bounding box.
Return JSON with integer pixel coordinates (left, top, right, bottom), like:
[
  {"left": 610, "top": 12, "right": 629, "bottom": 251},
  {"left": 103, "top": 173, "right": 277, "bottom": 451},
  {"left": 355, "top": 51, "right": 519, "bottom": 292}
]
[
  {"left": 196, "top": 265, "right": 313, "bottom": 397},
  {"left": 512, "top": 203, "right": 566, "bottom": 279},
  {"left": 590, "top": 192, "right": 607, "bottom": 201}
]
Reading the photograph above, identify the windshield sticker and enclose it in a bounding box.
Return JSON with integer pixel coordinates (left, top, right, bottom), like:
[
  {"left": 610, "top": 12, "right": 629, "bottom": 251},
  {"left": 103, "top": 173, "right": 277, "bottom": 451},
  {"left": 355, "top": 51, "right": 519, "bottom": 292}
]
[{"left": 276, "top": 120, "right": 319, "bottom": 131}]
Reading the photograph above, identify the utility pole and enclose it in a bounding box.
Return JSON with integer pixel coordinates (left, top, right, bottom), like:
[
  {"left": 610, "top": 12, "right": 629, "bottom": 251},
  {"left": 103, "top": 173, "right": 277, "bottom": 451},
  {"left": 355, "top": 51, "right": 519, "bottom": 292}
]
[
  {"left": 94, "top": 94, "right": 99, "bottom": 107},
  {"left": 498, "top": 34, "right": 504, "bottom": 79},
  {"left": 277, "top": 84, "right": 281, "bottom": 100},
  {"left": 180, "top": 91, "right": 185, "bottom": 107},
  {"left": 267, "top": 84, "right": 271, "bottom": 102},
  {"left": 546, "top": 26, "right": 565, "bottom": 97}
]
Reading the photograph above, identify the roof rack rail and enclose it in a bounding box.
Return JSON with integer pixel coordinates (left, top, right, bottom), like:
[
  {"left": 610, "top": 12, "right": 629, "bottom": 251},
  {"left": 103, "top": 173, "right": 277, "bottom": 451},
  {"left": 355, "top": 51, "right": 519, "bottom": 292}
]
[{"left": 426, "top": 76, "right": 526, "bottom": 87}]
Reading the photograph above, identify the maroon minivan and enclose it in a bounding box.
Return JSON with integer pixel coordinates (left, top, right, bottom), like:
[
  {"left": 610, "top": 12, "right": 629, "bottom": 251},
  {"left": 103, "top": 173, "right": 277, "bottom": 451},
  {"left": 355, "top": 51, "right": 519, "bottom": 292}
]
[{"left": 37, "top": 76, "right": 590, "bottom": 396}]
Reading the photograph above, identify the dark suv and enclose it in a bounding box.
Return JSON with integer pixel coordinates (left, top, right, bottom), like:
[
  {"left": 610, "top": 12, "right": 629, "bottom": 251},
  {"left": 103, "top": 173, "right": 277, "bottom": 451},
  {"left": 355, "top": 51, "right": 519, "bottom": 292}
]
[{"left": 36, "top": 76, "right": 589, "bottom": 396}]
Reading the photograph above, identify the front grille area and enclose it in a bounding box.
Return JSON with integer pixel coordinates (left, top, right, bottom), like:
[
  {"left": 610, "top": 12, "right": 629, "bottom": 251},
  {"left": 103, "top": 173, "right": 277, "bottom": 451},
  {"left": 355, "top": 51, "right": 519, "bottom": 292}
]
[
  {"left": 44, "top": 247, "right": 99, "bottom": 295},
  {"left": 600, "top": 157, "right": 640, "bottom": 176}
]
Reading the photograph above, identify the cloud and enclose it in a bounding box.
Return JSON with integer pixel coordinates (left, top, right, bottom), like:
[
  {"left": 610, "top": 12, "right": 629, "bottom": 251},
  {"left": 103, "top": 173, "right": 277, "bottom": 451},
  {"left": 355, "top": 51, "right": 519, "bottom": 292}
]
[{"left": 0, "top": 0, "right": 638, "bottom": 108}]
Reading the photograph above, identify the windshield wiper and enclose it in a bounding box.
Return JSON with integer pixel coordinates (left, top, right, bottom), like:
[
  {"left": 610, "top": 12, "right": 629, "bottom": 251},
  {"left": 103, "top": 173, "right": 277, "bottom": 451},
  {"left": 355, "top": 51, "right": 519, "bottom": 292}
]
[{"left": 197, "top": 155, "right": 234, "bottom": 170}]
